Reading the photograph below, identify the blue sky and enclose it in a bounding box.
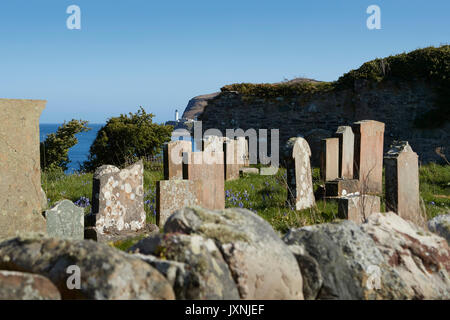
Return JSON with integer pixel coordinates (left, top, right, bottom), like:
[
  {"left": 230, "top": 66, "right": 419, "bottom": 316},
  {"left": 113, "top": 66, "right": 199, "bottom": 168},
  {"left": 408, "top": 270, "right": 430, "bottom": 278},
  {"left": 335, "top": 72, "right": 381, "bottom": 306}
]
[{"left": 0, "top": 0, "right": 448, "bottom": 124}]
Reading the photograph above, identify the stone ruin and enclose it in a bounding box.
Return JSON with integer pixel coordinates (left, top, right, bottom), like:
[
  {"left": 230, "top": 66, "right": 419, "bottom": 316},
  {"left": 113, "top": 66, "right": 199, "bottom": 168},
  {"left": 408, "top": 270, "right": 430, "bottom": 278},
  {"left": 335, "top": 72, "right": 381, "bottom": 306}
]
[
  {"left": 85, "top": 161, "right": 146, "bottom": 241},
  {"left": 0, "top": 99, "right": 47, "bottom": 238}
]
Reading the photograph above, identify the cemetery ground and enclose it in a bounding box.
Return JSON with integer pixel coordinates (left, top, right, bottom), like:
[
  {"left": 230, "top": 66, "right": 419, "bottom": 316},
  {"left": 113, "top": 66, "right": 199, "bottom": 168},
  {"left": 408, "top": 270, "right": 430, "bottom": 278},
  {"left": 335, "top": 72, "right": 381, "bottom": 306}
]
[{"left": 41, "top": 162, "right": 450, "bottom": 251}]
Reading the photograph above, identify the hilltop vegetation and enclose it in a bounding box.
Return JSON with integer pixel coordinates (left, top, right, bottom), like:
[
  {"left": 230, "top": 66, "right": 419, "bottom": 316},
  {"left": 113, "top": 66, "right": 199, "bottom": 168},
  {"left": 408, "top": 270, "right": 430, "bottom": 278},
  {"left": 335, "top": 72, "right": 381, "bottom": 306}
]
[{"left": 221, "top": 45, "right": 450, "bottom": 128}]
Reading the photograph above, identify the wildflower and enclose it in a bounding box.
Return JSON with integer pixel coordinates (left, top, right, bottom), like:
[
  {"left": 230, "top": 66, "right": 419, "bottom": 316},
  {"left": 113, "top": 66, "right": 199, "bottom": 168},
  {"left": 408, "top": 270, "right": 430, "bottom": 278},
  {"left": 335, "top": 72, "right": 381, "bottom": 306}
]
[{"left": 74, "top": 196, "right": 90, "bottom": 208}]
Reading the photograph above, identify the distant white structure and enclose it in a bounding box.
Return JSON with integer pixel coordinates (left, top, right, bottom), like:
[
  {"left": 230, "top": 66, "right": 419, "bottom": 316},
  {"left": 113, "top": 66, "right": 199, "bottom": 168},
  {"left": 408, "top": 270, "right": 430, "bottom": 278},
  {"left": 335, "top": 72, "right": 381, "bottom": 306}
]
[{"left": 175, "top": 109, "right": 179, "bottom": 121}]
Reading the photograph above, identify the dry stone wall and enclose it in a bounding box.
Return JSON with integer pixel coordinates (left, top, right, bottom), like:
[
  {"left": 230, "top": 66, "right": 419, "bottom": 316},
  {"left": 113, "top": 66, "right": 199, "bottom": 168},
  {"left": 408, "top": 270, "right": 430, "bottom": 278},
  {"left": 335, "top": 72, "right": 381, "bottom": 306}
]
[{"left": 197, "top": 80, "right": 448, "bottom": 164}]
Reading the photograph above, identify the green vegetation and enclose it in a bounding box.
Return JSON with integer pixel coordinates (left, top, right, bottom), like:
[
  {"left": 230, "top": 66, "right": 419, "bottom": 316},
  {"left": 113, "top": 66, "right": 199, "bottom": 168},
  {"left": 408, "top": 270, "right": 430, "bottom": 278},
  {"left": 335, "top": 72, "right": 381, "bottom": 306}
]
[
  {"left": 82, "top": 107, "right": 173, "bottom": 171},
  {"left": 40, "top": 120, "right": 91, "bottom": 172},
  {"left": 221, "top": 45, "right": 450, "bottom": 128},
  {"left": 42, "top": 163, "right": 449, "bottom": 235}
]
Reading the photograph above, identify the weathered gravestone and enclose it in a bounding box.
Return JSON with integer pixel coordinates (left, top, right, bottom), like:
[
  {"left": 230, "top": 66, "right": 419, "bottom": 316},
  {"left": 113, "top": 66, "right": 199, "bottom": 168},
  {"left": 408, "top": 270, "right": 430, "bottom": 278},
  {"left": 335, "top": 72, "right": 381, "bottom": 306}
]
[
  {"left": 236, "top": 136, "right": 249, "bottom": 166},
  {"left": 338, "top": 195, "right": 380, "bottom": 224},
  {"left": 86, "top": 161, "right": 146, "bottom": 241},
  {"left": 352, "top": 120, "right": 385, "bottom": 194},
  {"left": 320, "top": 138, "right": 339, "bottom": 181},
  {"left": 156, "top": 180, "right": 201, "bottom": 227},
  {"left": 163, "top": 140, "right": 192, "bottom": 180},
  {"left": 384, "top": 141, "right": 420, "bottom": 224},
  {"left": 182, "top": 151, "right": 225, "bottom": 210},
  {"left": 0, "top": 99, "right": 47, "bottom": 238},
  {"left": 335, "top": 126, "right": 354, "bottom": 179},
  {"left": 224, "top": 138, "right": 240, "bottom": 181},
  {"left": 284, "top": 137, "right": 316, "bottom": 210},
  {"left": 45, "top": 200, "right": 84, "bottom": 240}
]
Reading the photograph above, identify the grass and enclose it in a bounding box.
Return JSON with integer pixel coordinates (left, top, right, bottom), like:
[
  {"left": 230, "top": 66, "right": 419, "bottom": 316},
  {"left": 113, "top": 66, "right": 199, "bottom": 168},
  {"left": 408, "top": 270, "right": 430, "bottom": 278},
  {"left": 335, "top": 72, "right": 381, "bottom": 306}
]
[{"left": 41, "top": 163, "right": 449, "bottom": 236}]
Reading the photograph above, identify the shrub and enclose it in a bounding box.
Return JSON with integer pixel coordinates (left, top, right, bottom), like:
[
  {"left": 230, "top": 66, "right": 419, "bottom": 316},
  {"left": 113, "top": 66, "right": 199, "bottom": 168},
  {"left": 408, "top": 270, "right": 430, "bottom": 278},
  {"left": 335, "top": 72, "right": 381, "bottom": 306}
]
[
  {"left": 40, "top": 120, "right": 90, "bottom": 172},
  {"left": 83, "top": 107, "right": 173, "bottom": 171}
]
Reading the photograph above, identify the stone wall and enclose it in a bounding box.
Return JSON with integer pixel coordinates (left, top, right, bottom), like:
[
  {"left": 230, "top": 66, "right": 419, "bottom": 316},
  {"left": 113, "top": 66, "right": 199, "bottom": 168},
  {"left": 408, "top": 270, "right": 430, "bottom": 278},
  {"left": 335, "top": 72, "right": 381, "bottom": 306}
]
[{"left": 197, "top": 80, "right": 449, "bottom": 164}]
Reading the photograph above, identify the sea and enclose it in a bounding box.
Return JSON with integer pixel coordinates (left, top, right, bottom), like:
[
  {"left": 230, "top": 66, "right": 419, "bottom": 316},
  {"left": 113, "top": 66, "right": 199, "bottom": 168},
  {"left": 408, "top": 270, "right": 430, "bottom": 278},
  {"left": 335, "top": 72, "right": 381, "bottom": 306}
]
[{"left": 39, "top": 123, "right": 104, "bottom": 173}]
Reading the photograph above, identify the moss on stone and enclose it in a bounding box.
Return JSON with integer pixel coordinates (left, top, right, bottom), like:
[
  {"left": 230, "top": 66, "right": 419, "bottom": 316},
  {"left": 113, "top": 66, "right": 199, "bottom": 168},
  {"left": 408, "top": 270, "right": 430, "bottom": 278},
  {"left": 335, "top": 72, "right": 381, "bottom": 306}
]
[{"left": 198, "top": 223, "right": 249, "bottom": 244}]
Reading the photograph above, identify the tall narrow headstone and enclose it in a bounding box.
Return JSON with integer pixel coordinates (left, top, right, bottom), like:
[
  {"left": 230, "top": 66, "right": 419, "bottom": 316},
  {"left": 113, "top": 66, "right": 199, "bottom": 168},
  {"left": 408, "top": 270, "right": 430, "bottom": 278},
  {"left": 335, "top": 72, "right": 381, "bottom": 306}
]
[
  {"left": 335, "top": 126, "right": 354, "bottom": 179},
  {"left": 320, "top": 138, "right": 339, "bottom": 181},
  {"left": 284, "top": 137, "right": 315, "bottom": 211},
  {"left": 163, "top": 140, "right": 192, "bottom": 180},
  {"left": 183, "top": 151, "right": 225, "bottom": 210},
  {"left": 87, "top": 161, "right": 146, "bottom": 241},
  {"left": 384, "top": 141, "right": 420, "bottom": 223},
  {"left": 46, "top": 200, "right": 84, "bottom": 240},
  {"left": 352, "top": 120, "right": 385, "bottom": 194},
  {"left": 0, "top": 99, "right": 47, "bottom": 238},
  {"left": 224, "top": 139, "right": 240, "bottom": 181},
  {"left": 156, "top": 180, "right": 201, "bottom": 227},
  {"left": 236, "top": 137, "right": 249, "bottom": 166}
]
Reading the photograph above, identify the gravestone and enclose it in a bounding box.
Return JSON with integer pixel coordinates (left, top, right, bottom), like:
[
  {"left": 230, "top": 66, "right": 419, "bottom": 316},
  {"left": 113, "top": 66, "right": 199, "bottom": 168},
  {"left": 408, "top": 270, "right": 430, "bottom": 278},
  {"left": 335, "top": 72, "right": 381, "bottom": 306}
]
[
  {"left": 87, "top": 161, "right": 146, "bottom": 241},
  {"left": 284, "top": 137, "right": 315, "bottom": 210},
  {"left": 0, "top": 99, "right": 47, "bottom": 238},
  {"left": 163, "top": 140, "right": 192, "bottom": 180},
  {"left": 320, "top": 138, "right": 339, "bottom": 181},
  {"left": 236, "top": 136, "right": 249, "bottom": 166},
  {"left": 384, "top": 141, "right": 420, "bottom": 224},
  {"left": 338, "top": 195, "right": 380, "bottom": 224},
  {"left": 156, "top": 180, "right": 201, "bottom": 227},
  {"left": 335, "top": 126, "right": 354, "bottom": 179},
  {"left": 352, "top": 120, "right": 385, "bottom": 194},
  {"left": 182, "top": 151, "right": 225, "bottom": 210},
  {"left": 224, "top": 139, "right": 240, "bottom": 181},
  {"left": 45, "top": 200, "right": 84, "bottom": 240}
]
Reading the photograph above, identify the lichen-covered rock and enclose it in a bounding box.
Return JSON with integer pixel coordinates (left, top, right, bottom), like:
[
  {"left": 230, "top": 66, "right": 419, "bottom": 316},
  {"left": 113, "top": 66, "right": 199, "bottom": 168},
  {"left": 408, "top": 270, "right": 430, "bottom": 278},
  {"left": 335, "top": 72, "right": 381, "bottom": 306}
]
[
  {"left": 164, "top": 206, "right": 304, "bottom": 300},
  {"left": 130, "top": 233, "right": 240, "bottom": 300},
  {"left": 0, "top": 235, "right": 175, "bottom": 300},
  {"left": 428, "top": 214, "right": 450, "bottom": 245},
  {"left": 0, "top": 270, "right": 61, "bottom": 300},
  {"left": 88, "top": 161, "right": 146, "bottom": 242},
  {"left": 284, "top": 220, "right": 413, "bottom": 299},
  {"left": 362, "top": 212, "right": 450, "bottom": 299},
  {"left": 287, "top": 244, "right": 322, "bottom": 300}
]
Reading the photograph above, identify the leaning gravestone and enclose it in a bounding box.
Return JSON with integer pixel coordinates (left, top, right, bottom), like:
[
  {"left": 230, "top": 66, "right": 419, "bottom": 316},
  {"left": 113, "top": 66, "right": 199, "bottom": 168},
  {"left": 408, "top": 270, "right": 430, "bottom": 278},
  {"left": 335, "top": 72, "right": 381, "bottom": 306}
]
[
  {"left": 0, "top": 99, "right": 47, "bottom": 238},
  {"left": 156, "top": 180, "right": 201, "bottom": 227},
  {"left": 46, "top": 200, "right": 84, "bottom": 240},
  {"left": 163, "top": 140, "right": 192, "bottom": 180},
  {"left": 335, "top": 126, "right": 354, "bottom": 179},
  {"left": 182, "top": 151, "right": 225, "bottom": 210},
  {"left": 384, "top": 141, "right": 421, "bottom": 224},
  {"left": 352, "top": 120, "right": 385, "bottom": 194},
  {"left": 284, "top": 137, "right": 316, "bottom": 211},
  {"left": 320, "top": 137, "right": 339, "bottom": 181},
  {"left": 87, "top": 161, "right": 146, "bottom": 241}
]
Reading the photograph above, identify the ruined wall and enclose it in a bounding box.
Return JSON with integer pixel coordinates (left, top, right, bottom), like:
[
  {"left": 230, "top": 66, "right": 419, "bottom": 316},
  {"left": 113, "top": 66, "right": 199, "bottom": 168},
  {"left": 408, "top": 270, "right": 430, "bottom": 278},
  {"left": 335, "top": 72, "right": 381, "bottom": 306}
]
[{"left": 198, "top": 80, "right": 449, "bottom": 164}]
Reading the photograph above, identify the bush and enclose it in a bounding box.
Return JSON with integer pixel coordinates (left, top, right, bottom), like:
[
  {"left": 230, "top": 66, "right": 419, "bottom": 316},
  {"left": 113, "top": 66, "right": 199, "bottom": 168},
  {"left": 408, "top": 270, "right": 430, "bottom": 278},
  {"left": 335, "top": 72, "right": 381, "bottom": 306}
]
[
  {"left": 83, "top": 107, "right": 173, "bottom": 171},
  {"left": 40, "top": 120, "right": 90, "bottom": 172}
]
